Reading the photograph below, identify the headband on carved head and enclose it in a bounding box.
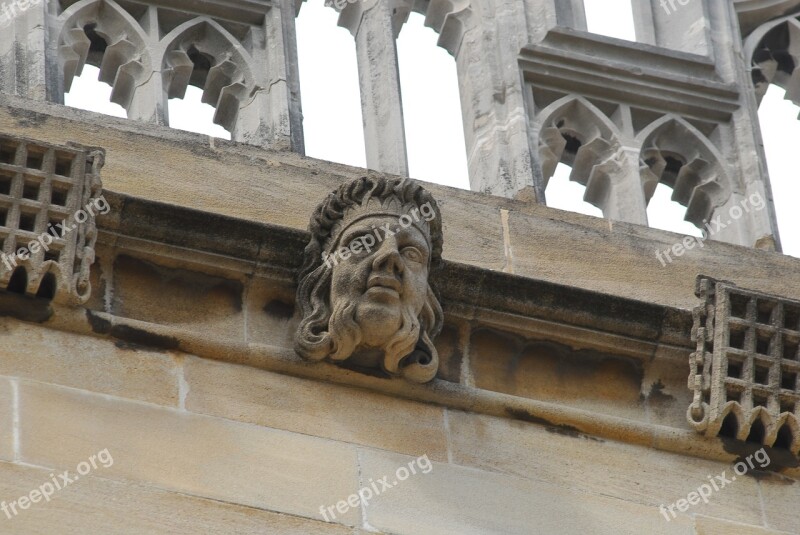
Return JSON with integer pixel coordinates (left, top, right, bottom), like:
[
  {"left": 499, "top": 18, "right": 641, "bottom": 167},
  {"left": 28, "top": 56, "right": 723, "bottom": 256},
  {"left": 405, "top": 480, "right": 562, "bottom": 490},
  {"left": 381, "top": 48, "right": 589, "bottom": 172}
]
[{"left": 299, "top": 176, "right": 443, "bottom": 280}]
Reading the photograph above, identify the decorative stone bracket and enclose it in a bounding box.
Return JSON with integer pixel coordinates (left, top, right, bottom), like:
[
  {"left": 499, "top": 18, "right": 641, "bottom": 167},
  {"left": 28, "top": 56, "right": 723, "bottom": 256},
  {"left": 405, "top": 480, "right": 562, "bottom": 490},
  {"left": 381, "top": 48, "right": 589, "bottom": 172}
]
[
  {"left": 0, "top": 135, "right": 104, "bottom": 305},
  {"left": 689, "top": 277, "right": 800, "bottom": 455}
]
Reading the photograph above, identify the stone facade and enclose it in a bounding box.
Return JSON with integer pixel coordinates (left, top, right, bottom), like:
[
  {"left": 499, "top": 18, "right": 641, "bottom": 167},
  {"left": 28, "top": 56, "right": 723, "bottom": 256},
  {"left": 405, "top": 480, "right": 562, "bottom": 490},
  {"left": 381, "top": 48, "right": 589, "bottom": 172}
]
[{"left": 0, "top": 0, "right": 799, "bottom": 534}]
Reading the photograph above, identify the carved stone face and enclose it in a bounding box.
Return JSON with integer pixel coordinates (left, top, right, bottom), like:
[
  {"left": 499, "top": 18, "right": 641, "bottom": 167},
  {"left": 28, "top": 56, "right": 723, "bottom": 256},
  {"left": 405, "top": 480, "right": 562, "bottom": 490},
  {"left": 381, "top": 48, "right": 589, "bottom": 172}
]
[
  {"left": 294, "top": 176, "right": 444, "bottom": 383},
  {"left": 330, "top": 216, "right": 431, "bottom": 351}
]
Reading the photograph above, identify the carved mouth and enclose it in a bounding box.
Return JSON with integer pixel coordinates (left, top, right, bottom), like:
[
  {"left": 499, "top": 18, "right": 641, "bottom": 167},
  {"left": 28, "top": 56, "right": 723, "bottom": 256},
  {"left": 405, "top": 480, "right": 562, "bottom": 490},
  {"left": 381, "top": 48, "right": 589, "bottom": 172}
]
[{"left": 367, "top": 275, "right": 402, "bottom": 295}]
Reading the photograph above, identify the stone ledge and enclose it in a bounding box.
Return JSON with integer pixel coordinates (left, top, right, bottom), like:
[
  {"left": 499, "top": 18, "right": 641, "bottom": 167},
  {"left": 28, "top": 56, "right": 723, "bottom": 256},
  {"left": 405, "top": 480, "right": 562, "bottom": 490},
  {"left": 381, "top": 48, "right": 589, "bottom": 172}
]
[
  {"left": 29, "top": 306, "right": 800, "bottom": 478},
  {"left": 98, "top": 191, "right": 693, "bottom": 349},
  {"left": 2, "top": 95, "right": 800, "bottom": 311}
]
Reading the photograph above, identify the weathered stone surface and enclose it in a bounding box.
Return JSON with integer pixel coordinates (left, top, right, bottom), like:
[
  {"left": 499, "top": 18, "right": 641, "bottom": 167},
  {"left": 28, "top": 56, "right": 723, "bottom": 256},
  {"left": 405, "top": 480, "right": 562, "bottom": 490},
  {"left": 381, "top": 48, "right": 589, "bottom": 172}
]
[
  {"left": 434, "top": 188, "right": 506, "bottom": 272},
  {"left": 1, "top": 0, "right": 800, "bottom": 530},
  {"left": 110, "top": 254, "right": 246, "bottom": 341},
  {"left": 0, "top": 461, "right": 359, "bottom": 534},
  {"left": 469, "top": 327, "right": 649, "bottom": 422},
  {"left": 0, "top": 377, "right": 13, "bottom": 462},
  {"left": 246, "top": 277, "right": 297, "bottom": 349},
  {"left": 17, "top": 380, "right": 362, "bottom": 525},
  {"left": 359, "top": 449, "right": 694, "bottom": 534},
  {"left": 756, "top": 473, "right": 800, "bottom": 534},
  {"left": 0, "top": 319, "right": 179, "bottom": 406},
  {"left": 694, "top": 515, "right": 795, "bottom": 535},
  {"left": 506, "top": 208, "right": 800, "bottom": 311},
  {"left": 184, "top": 356, "right": 448, "bottom": 460},
  {"left": 446, "top": 410, "right": 765, "bottom": 527},
  {"left": 641, "top": 345, "right": 692, "bottom": 429}
]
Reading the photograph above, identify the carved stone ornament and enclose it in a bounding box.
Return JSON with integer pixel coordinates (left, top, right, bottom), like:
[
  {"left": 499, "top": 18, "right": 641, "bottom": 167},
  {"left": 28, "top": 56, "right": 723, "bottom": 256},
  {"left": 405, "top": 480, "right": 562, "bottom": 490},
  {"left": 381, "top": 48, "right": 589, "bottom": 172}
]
[
  {"left": 0, "top": 135, "right": 104, "bottom": 305},
  {"left": 295, "top": 176, "right": 444, "bottom": 383},
  {"left": 689, "top": 277, "right": 800, "bottom": 455}
]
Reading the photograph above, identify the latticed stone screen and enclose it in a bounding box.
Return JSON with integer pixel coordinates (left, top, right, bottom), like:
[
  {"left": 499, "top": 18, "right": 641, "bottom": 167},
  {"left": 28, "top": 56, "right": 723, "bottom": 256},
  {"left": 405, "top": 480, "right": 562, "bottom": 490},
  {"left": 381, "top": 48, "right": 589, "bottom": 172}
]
[
  {"left": 0, "top": 135, "right": 104, "bottom": 304},
  {"left": 689, "top": 277, "right": 800, "bottom": 454}
]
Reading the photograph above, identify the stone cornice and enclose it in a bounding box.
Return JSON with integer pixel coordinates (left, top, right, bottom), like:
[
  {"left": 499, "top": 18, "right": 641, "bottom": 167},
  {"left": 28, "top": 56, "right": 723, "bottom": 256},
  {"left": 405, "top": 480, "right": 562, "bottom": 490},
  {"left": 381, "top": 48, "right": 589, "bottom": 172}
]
[
  {"left": 520, "top": 27, "right": 741, "bottom": 122},
  {"left": 98, "top": 191, "right": 693, "bottom": 352}
]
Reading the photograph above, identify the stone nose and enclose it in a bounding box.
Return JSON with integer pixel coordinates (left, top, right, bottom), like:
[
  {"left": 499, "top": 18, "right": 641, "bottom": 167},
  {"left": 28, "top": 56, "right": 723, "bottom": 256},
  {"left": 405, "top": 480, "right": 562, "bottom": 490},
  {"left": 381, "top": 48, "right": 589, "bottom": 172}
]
[{"left": 371, "top": 236, "right": 404, "bottom": 277}]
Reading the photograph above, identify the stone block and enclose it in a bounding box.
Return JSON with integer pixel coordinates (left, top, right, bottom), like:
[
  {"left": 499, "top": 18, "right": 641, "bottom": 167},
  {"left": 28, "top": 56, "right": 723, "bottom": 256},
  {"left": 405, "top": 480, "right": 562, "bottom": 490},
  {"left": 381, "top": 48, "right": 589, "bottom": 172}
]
[
  {"left": 431, "top": 187, "right": 506, "bottom": 271},
  {"left": 641, "top": 345, "right": 693, "bottom": 429},
  {"left": 359, "top": 449, "right": 693, "bottom": 534},
  {"left": 17, "top": 380, "right": 361, "bottom": 525},
  {"left": 184, "top": 357, "right": 448, "bottom": 461},
  {"left": 110, "top": 254, "right": 245, "bottom": 342},
  {"left": 446, "top": 410, "right": 764, "bottom": 527},
  {"left": 506, "top": 209, "right": 800, "bottom": 311},
  {"left": 469, "top": 328, "right": 648, "bottom": 422},
  {"left": 245, "top": 277, "right": 298, "bottom": 349},
  {"left": 755, "top": 473, "right": 800, "bottom": 534},
  {"left": 0, "top": 319, "right": 179, "bottom": 406},
  {"left": 694, "top": 515, "right": 794, "bottom": 535},
  {"left": 0, "top": 460, "right": 358, "bottom": 534}
]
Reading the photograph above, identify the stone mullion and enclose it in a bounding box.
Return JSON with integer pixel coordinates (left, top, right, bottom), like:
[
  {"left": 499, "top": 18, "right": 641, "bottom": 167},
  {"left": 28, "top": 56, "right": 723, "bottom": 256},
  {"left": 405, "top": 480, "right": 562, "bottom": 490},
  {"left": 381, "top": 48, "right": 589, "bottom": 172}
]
[
  {"left": 0, "top": 0, "right": 49, "bottom": 100},
  {"left": 129, "top": 6, "right": 168, "bottom": 125},
  {"left": 346, "top": 0, "right": 409, "bottom": 176},
  {"left": 454, "top": 0, "right": 539, "bottom": 199},
  {"left": 605, "top": 147, "right": 649, "bottom": 226}
]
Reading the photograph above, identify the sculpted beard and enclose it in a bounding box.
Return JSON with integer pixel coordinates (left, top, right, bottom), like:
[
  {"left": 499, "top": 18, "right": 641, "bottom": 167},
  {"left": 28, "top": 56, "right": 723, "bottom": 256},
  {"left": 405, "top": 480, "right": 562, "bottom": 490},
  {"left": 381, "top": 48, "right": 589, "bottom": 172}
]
[
  {"left": 327, "top": 291, "right": 421, "bottom": 373},
  {"left": 296, "top": 260, "right": 441, "bottom": 381}
]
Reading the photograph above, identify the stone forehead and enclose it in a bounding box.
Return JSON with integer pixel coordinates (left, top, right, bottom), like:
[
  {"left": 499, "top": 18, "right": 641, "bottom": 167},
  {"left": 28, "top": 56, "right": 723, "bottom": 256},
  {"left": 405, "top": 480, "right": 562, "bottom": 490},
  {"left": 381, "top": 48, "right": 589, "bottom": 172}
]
[{"left": 329, "top": 205, "right": 433, "bottom": 247}]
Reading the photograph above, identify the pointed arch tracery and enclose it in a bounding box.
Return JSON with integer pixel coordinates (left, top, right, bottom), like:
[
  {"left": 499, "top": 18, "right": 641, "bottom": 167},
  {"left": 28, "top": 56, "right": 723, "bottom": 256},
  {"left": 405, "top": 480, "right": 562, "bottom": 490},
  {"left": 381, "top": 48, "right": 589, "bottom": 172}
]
[
  {"left": 57, "top": 0, "right": 150, "bottom": 113},
  {"left": 638, "top": 116, "right": 731, "bottom": 227},
  {"left": 159, "top": 18, "right": 258, "bottom": 133},
  {"left": 535, "top": 96, "right": 624, "bottom": 211}
]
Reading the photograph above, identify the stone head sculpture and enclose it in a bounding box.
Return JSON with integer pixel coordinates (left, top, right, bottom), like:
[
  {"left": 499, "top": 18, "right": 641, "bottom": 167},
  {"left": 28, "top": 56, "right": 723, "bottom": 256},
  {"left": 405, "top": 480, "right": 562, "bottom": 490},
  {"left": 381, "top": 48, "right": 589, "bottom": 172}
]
[{"left": 295, "top": 176, "right": 444, "bottom": 383}]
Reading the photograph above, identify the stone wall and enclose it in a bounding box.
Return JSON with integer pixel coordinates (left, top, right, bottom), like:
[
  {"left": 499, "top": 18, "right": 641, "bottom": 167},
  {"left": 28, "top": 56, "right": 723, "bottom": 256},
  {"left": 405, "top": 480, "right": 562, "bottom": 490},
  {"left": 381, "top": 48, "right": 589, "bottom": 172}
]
[
  {"left": 0, "top": 95, "right": 798, "bottom": 533},
  {"left": 0, "top": 319, "right": 797, "bottom": 533}
]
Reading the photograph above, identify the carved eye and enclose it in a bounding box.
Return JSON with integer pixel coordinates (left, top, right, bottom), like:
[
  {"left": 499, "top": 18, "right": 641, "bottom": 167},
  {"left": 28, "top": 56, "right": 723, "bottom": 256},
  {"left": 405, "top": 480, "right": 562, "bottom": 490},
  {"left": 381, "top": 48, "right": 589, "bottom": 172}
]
[
  {"left": 344, "top": 233, "right": 369, "bottom": 248},
  {"left": 402, "top": 247, "right": 423, "bottom": 263}
]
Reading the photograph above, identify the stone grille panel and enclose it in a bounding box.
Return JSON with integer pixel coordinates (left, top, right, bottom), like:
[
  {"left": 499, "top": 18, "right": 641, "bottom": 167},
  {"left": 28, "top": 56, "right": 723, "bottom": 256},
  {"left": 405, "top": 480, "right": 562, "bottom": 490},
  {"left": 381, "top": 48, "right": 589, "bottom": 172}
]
[
  {"left": 689, "top": 277, "right": 800, "bottom": 454},
  {"left": 0, "top": 135, "right": 104, "bottom": 304}
]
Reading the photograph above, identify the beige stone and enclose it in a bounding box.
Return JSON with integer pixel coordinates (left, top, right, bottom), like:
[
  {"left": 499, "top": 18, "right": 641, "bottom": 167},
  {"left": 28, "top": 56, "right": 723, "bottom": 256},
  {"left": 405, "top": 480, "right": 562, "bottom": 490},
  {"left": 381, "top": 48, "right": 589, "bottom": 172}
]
[
  {"left": 445, "top": 410, "right": 764, "bottom": 526},
  {"left": 0, "top": 319, "right": 179, "bottom": 406},
  {"left": 642, "top": 345, "right": 694, "bottom": 429},
  {"left": 505, "top": 209, "right": 800, "bottom": 311},
  {"left": 17, "top": 380, "right": 362, "bottom": 525},
  {"left": 435, "top": 188, "right": 507, "bottom": 271},
  {"left": 110, "top": 254, "right": 246, "bottom": 341},
  {"left": 0, "top": 460, "right": 365, "bottom": 534},
  {"left": 245, "top": 277, "right": 298, "bottom": 349},
  {"left": 184, "top": 356, "right": 448, "bottom": 461},
  {"left": 1, "top": 0, "right": 800, "bottom": 529},
  {"left": 0, "top": 377, "right": 13, "bottom": 462},
  {"left": 469, "top": 327, "right": 649, "bottom": 423},
  {"left": 359, "top": 449, "right": 694, "bottom": 534},
  {"left": 694, "top": 515, "right": 795, "bottom": 535},
  {"left": 756, "top": 473, "right": 800, "bottom": 534}
]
